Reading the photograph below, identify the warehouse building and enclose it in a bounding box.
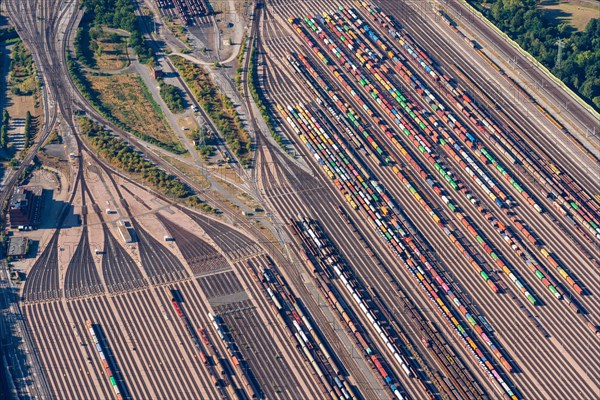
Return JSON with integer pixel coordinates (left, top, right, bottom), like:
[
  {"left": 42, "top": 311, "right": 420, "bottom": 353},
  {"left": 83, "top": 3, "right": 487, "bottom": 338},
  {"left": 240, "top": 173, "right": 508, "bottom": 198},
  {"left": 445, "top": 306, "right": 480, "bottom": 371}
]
[{"left": 8, "top": 186, "right": 42, "bottom": 229}]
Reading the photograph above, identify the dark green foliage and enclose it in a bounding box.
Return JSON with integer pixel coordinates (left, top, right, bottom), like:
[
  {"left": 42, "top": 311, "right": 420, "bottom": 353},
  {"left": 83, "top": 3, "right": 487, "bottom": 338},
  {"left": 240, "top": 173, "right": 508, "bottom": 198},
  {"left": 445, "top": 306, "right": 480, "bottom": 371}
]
[
  {"left": 23, "top": 111, "right": 33, "bottom": 149},
  {"left": 79, "top": 116, "right": 191, "bottom": 198},
  {"left": 159, "top": 82, "right": 186, "bottom": 113},
  {"left": 74, "top": 28, "right": 95, "bottom": 67},
  {"left": 467, "top": 0, "right": 600, "bottom": 110},
  {"left": 129, "top": 30, "right": 154, "bottom": 64},
  {"left": 81, "top": 0, "right": 154, "bottom": 65},
  {"left": 82, "top": 0, "right": 137, "bottom": 31}
]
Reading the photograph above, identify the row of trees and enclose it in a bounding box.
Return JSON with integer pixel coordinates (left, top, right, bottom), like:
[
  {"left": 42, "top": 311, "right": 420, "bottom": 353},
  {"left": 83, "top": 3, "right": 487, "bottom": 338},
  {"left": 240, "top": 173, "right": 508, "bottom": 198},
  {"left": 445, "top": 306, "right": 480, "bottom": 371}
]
[
  {"left": 467, "top": 0, "right": 599, "bottom": 111},
  {"left": 23, "top": 111, "right": 33, "bottom": 149},
  {"left": 0, "top": 110, "right": 9, "bottom": 149},
  {"left": 248, "top": 42, "right": 286, "bottom": 150},
  {"left": 81, "top": 0, "right": 154, "bottom": 64},
  {"left": 79, "top": 116, "right": 191, "bottom": 198},
  {"left": 234, "top": 35, "right": 248, "bottom": 89},
  {"left": 74, "top": 28, "right": 95, "bottom": 67},
  {"left": 171, "top": 56, "right": 252, "bottom": 166}
]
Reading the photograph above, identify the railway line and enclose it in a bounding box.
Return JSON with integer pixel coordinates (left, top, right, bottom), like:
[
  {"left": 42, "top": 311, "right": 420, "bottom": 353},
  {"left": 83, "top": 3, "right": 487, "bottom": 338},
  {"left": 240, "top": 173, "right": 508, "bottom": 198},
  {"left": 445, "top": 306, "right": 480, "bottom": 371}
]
[
  {"left": 3, "top": 0, "right": 598, "bottom": 398},
  {"left": 254, "top": 1, "right": 599, "bottom": 399},
  {"left": 437, "top": 0, "right": 600, "bottom": 147},
  {"left": 19, "top": 137, "right": 327, "bottom": 399}
]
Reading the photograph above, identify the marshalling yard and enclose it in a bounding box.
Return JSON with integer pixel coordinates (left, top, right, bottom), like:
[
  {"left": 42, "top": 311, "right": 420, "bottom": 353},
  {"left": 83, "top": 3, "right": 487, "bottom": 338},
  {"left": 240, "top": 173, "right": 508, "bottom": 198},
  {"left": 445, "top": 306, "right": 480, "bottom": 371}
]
[{"left": 0, "top": 0, "right": 599, "bottom": 400}]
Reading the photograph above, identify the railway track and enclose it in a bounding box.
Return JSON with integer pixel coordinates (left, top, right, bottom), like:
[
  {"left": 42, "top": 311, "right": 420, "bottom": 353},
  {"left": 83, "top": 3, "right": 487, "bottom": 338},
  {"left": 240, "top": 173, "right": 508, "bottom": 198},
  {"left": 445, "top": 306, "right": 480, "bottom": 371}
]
[{"left": 254, "top": 1, "right": 599, "bottom": 399}]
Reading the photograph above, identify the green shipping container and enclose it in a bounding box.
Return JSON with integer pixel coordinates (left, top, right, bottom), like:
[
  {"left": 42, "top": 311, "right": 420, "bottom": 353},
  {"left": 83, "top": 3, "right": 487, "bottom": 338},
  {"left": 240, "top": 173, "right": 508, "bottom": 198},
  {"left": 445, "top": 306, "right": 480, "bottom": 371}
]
[
  {"left": 109, "top": 377, "right": 117, "bottom": 386},
  {"left": 466, "top": 315, "right": 477, "bottom": 326},
  {"left": 480, "top": 271, "right": 489, "bottom": 280},
  {"left": 526, "top": 294, "right": 536, "bottom": 305},
  {"left": 534, "top": 270, "right": 545, "bottom": 280}
]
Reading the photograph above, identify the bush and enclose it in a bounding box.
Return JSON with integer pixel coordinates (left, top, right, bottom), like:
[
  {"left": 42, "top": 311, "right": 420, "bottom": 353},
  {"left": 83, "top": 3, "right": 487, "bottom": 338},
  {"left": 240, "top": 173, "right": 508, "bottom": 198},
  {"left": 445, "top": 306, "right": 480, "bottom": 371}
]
[{"left": 159, "top": 82, "right": 186, "bottom": 113}]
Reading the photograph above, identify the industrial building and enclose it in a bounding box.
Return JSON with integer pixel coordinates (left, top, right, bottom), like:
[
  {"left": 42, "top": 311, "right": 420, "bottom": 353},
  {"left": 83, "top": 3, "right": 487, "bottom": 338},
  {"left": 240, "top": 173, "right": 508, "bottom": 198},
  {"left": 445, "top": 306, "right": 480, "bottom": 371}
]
[
  {"left": 117, "top": 220, "right": 134, "bottom": 243},
  {"left": 8, "top": 186, "right": 42, "bottom": 229}
]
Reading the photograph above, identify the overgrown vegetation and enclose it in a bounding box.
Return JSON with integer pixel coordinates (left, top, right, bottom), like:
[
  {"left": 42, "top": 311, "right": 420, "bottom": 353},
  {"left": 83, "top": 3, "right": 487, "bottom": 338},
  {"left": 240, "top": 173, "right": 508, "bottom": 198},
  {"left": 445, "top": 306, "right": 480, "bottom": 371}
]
[
  {"left": 78, "top": 116, "right": 191, "bottom": 198},
  {"left": 466, "top": 0, "right": 600, "bottom": 111},
  {"left": 45, "top": 130, "right": 62, "bottom": 145},
  {"left": 67, "top": 53, "right": 186, "bottom": 154},
  {"left": 159, "top": 82, "right": 186, "bottom": 113},
  {"left": 9, "top": 41, "right": 36, "bottom": 96},
  {"left": 186, "top": 195, "right": 215, "bottom": 213},
  {"left": 171, "top": 55, "right": 252, "bottom": 166},
  {"left": 248, "top": 42, "right": 285, "bottom": 149},
  {"left": 191, "top": 126, "right": 216, "bottom": 160},
  {"left": 80, "top": 0, "right": 154, "bottom": 64}
]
